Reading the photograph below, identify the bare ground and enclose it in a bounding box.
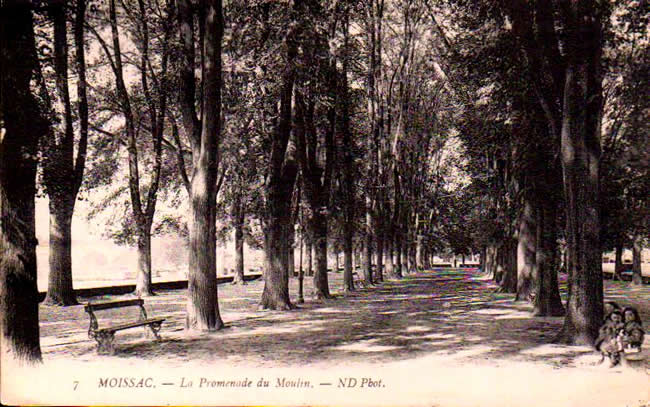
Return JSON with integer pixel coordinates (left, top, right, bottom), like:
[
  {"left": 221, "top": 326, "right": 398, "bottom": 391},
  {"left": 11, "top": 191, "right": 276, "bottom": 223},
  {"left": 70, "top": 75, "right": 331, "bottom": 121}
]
[{"left": 29, "top": 269, "right": 650, "bottom": 406}]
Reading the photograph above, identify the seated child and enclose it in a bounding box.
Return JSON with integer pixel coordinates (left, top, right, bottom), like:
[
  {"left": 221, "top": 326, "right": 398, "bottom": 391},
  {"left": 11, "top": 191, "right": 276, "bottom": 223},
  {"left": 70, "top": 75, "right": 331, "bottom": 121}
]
[
  {"left": 603, "top": 301, "right": 621, "bottom": 320},
  {"left": 595, "top": 310, "right": 625, "bottom": 367},
  {"left": 620, "top": 306, "right": 645, "bottom": 354}
]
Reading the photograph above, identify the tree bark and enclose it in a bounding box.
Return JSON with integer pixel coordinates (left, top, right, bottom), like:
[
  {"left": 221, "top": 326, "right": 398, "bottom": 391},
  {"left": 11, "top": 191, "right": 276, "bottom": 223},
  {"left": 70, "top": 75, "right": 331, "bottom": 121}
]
[
  {"left": 508, "top": 0, "right": 605, "bottom": 346},
  {"left": 554, "top": 4, "right": 605, "bottom": 345},
  {"left": 516, "top": 198, "right": 536, "bottom": 301},
  {"left": 401, "top": 233, "right": 409, "bottom": 274},
  {"left": 44, "top": 200, "right": 77, "bottom": 305},
  {"left": 363, "top": 200, "right": 374, "bottom": 284},
  {"left": 498, "top": 238, "right": 517, "bottom": 292},
  {"left": 394, "top": 235, "right": 403, "bottom": 278},
  {"left": 259, "top": 8, "right": 299, "bottom": 309},
  {"left": 311, "top": 210, "right": 331, "bottom": 299},
  {"left": 341, "top": 11, "right": 355, "bottom": 293},
  {"left": 298, "top": 232, "right": 305, "bottom": 302},
  {"left": 416, "top": 234, "right": 425, "bottom": 271},
  {"left": 104, "top": 0, "right": 170, "bottom": 298},
  {"left": 293, "top": 93, "right": 332, "bottom": 298},
  {"left": 533, "top": 198, "right": 565, "bottom": 316},
  {"left": 288, "top": 227, "right": 295, "bottom": 279},
  {"left": 232, "top": 200, "right": 246, "bottom": 285},
  {"left": 42, "top": 0, "right": 90, "bottom": 306},
  {"left": 384, "top": 238, "right": 394, "bottom": 277},
  {"left": 306, "top": 240, "right": 313, "bottom": 276},
  {"left": 261, "top": 164, "right": 297, "bottom": 309},
  {"left": 631, "top": 235, "right": 643, "bottom": 285},
  {"left": 613, "top": 245, "right": 624, "bottom": 280},
  {"left": 135, "top": 227, "right": 154, "bottom": 296},
  {"left": 0, "top": 1, "right": 43, "bottom": 363},
  {"left": 343, "top": 234, "right": 354, "bottom": 292},
  {"left": 183, "top": 0, "right": 224, "bottom": 330},
  {"left": 376, "top": 234, "right": 384, "bottom": 282}
]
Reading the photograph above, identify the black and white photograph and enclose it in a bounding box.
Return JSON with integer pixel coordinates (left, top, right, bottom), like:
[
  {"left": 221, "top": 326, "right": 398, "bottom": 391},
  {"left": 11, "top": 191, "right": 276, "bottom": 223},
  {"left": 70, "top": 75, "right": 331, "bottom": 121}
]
[{"left": 1, "top": 0, "right": 648, "bottom": 405}]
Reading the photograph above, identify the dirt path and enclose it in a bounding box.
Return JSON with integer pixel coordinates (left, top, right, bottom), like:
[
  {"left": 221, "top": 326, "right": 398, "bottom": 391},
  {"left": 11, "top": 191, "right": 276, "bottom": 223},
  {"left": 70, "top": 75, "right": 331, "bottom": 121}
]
[{"left": 17, "top": 269, "right": 650, "bottom": 406}]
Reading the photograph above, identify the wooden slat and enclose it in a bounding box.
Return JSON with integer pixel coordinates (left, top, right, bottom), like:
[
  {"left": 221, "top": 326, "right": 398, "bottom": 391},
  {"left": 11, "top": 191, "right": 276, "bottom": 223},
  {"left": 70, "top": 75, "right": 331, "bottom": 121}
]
[
  {"left": 98, "top": 318, "right": 165, "bottom": 333},
  {"left": 84, "top": 299, "right": 144, "bottom": 312}
]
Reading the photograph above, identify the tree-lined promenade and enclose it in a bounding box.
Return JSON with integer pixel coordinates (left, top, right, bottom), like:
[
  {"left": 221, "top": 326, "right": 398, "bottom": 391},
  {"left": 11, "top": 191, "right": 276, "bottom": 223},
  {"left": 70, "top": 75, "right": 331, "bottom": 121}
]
[
  {"left": 33, "top": 269, "right": 650, "bottom": 406},
  {"left": 1, "top": 0, "right": 648, "bottom": 368}
]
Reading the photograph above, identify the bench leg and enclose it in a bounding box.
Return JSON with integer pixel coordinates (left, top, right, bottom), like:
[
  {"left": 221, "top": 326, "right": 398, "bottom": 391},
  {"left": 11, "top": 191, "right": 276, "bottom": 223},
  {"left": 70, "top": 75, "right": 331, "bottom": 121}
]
[
  {"left": 96, "top": 331, "right": 115, "bottom": 355},
  {"left": 144, "top": 322, "right": 162, "bottom": 340}
]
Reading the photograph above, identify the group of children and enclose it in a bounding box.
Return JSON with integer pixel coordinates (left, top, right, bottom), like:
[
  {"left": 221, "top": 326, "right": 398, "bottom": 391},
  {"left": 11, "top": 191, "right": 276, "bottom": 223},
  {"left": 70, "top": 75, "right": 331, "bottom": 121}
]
[{"left": 595, "top": 301, "right": 645, "bottom": 367}]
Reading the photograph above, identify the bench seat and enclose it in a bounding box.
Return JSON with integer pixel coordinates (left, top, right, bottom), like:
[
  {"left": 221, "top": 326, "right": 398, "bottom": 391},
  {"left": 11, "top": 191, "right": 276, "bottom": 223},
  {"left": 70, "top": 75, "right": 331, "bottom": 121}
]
[
  {"left": 85, "top": 298, "right": 165, "bottom": 354},
  {"left": 98, "top": 317, "right": 166, "bottom": 334}
]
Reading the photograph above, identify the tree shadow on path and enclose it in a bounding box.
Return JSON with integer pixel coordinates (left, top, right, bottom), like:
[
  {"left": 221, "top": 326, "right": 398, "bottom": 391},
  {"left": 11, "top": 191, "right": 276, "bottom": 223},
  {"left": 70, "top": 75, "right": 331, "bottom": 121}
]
[{"left": 39, "top": 268, "right": 650, "bottom": 370}]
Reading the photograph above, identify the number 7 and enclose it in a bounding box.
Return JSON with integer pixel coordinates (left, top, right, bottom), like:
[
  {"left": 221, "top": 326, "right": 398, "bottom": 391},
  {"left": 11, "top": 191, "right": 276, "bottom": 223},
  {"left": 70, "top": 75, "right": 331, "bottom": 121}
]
[{"left": 73, "top": 381, "right": 79, "bottom": 390}]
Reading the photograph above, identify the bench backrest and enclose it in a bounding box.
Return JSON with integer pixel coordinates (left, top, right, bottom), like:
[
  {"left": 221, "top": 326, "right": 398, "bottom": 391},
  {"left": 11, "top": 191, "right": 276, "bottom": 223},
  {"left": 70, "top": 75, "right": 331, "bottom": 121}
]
[{"left": 85, "top": 299, "right": 144, "bottom": 313}]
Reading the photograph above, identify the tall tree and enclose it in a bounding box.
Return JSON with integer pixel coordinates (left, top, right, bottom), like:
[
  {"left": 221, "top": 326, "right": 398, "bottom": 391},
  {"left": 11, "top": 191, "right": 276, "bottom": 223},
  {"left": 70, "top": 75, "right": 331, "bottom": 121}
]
[
  {"left": 507, "top": 1, "right": 608, "bottom": 344},
  {"left": 360, "top": 0, "right": 386, "bottom": 286},
  {"left": 0, "top": 0, "right": 44, "bottom": 363},
  {"left": 88, "top": 0, "right": 173, "bottom": 296},
  {"left": 293, "top": 0, "right": 342, "bottom": 300},
  {"left": 177, "top": 0, "right": 225, "bottom": 330},
  {"left": 42, "top": 0, "right": 90, "bottom": 306},
  {"left": 259, "top": 3, "right": 299, "bottom": 309},
  {"left": 340, "top": 6, "right": 356, "bottom": 292}
]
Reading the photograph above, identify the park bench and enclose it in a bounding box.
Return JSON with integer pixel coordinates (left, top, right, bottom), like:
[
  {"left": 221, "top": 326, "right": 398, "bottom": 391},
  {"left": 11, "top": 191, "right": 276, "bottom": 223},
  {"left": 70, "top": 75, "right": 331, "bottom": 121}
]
[{"left": 84, "top": 298, "right": 164, "bottom": 355}]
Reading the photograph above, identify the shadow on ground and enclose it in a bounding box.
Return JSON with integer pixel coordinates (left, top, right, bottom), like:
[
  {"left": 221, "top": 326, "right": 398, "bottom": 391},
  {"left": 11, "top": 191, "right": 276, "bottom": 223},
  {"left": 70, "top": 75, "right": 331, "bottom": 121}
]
[{"left": 39, "top": 268, "right": 650, "bottom": 371}]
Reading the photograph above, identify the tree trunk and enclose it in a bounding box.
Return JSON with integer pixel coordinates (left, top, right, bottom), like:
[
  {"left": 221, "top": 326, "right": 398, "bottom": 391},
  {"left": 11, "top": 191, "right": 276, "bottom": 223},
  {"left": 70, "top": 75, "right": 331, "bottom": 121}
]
[
  {"left": 363, "top": 203, "right": 374, "bottom": 284},
  {"left": 341, "top": 12, "right": 355, "bottom": 293},
  {"left": 533, "top": 198, "right": 565, "bottom": 316},
  {"left": 311, "top": 211, "right": 331, "bottom": 299},
  {"left": 261, "top": 131, "right": 298, "bottom": 309},
  {"left": 384, "top": 237, "right": 394, "bottom": 277},
  {"left": 343, "top": 233, "right": 354, "bottom": 292},
  {"left": 481, "top": 246, "right": 487, "bottom": 273},
  {"left": 516, "top": 198, "right": 536, "bottom": 301},
  {"left": 306, "top": 240, "right": 313, "bottom": 277},
  {"left": 0, "top": 2, "right": 43, "bottom": 363},
  {"left": 376, "top": 234, "right": 384, "bottom": 282},
  {"left": 186, "top": 165, "right": 222, "bottom": 329},
  {"left": 416, "top": 234, "right": 424, "bottom": 271},
  {"left": 288, "top": 228, "right": 295, "bottom": 279},
  {"left": 498, "top": 239, "right": 517, "bottom": 292},
  {"left": 423, "top": 246, "right": 430, "bottom": 269},
  {"left": 353, "top": 246, "right": 360, "bottom": 271},
  {"left": 232, "top": 204, "right": 245, "bottom": 285},
  {"left": 613, "top": 244, "right": 624, "bottom": 280},
  {"left": 42, "top": 0, "right": 89, "bottom": 307},
  {"left": 631, "top": 235, "right": 643, "bottom": 285},
  {"left": 184, "top": 0, "right": 224, "bottom": 331},
  {"left": 44, "top": 200, "right": 77, "bottom": 305},
  {"left": 107, "top": 0, "right": 168, "bottom": 300},
  {"left": 134, "top": 224, "right": 154, "bottom": 297},
  {"left": 259, "top": 18, "right": 298, "bottom": 308},
  {"left": 405, "top": 233, "right": 413, "bottom": 274},
  {"left": 489, "top": 244, "right": 499, "bottom": 279},
  {"left": 394, "top": 236, "right": 403, "bottom": 278},
  {"left": 401, "top": 235, "right": 409, "bottom": 274},
  {"left": 261, "top": 213, "right": 293, "bottom": 310},
  {"left": 298, "top": 233, "right": 305, "bottom": 302},
  {"left": 554, "top": 5, "right": 605, "bottom": 345}
]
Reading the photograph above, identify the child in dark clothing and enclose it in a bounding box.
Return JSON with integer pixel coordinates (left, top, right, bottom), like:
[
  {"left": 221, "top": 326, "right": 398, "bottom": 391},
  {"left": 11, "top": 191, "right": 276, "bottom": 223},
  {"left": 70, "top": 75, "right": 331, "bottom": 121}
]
[
  {"left": 595, "top": 310, "right": 625, "bottom": 367},
  {"left": 621, "top": 306, "right": 644, "bottom": 354}
]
